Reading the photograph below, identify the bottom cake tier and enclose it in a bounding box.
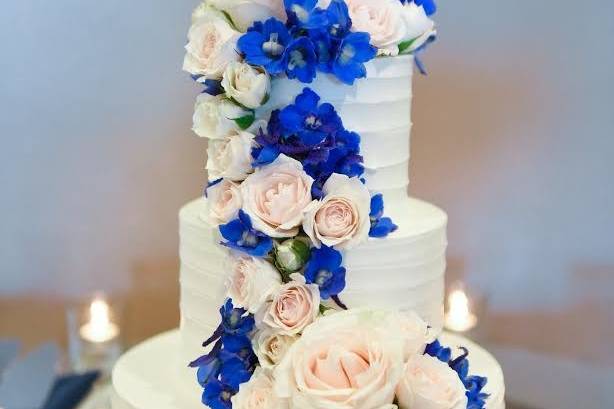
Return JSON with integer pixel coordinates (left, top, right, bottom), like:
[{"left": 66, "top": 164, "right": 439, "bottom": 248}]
[{"left": 111, "top": 330, "right": 505, "bottom": 409}]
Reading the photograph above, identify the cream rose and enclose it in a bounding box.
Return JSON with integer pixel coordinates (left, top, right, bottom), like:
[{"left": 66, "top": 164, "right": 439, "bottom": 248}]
[
  {"left": 302, "top": 173, "right": 371, "bottom": 250},
  {"left": 240, "top": 155, "right": 313, "bottom": 238},
  {"left": 231, "top": 368, "right": 288, "bottom": 409},
  {"left": 226, "top": 254, "right": 282, "bottom": 313},
  {"left": 400, "top": 3, "right": 436, "bottom": 53},
  {"left": 183, "top": 7, "right": 240, "bottom": 78},
  {"left": 253, "top": 328, "right": 297, "bottom": 369},
  {"left": 273, "top": 308, "right": 407, "bottom": 409},
  {"left": 396, "top": 354, "right": 468, "bottom": 409},
  {"left": 193, "top": 94, "right": 248, "bottom": 139},
  {"left": 222, "top": 61, "right": 271, "bottom": 109},
  {"left": 206, "top": 179, "right": 242, "bottom": 225},
  {"left": 257, "top": 274, "right": 320, "bottom": 335},
  {"left": 207, "top": 0, "right": 286, "bottom": 32},
  {"left": 398, "top": 311, "right": 433, "bottom": 360},
  {"left": 343, "top": 0, "right": 407, "bottom": 55},
  {"left": 207, "top": 130, "right": 255, "bottom": 181}
]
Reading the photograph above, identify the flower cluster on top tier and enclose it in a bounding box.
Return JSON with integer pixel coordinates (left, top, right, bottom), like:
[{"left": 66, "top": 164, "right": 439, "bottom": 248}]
[{"left": 183, "top": 0, "right": 437, "bottom": 87}]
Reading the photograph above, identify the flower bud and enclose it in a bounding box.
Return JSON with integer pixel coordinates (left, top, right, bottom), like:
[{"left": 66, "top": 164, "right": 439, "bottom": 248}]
[{"left": 274, "top": 239, "right": 310, "bottom": 274}]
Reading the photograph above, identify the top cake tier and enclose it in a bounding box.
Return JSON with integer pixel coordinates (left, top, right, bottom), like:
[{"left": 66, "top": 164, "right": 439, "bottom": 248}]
[{"left": 263, "top": 55, "right": 414, "bottom": 206}]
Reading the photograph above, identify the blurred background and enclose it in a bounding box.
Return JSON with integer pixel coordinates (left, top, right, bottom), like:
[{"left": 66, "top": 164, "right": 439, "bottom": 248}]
[{"left": 1, "top": 1, "right": 613, "bottom": 408}]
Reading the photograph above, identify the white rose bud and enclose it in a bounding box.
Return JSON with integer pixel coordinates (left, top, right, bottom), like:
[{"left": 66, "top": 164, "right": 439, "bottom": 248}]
[
  {"left": 274, "top": 239, "right": 310, "bottom": 274},
  {"left": 222, "top": 62, "right": 271, "bottom": 109},
  {"left": 206, "top": 0, "right": 286, "bottom": 32},
  {"left": 253, "top": 328, "right": 298, "bottom": 369},
  {"left": 192, "top": 94, "right": 249, "bottom": 139},
  {"left": 231, "top": 368, "right": 288, "bottom": 409},
  {"left": 183, "top": 6, "right": 240, "bottom": 78},
  {"left": 342, "top": 0, "right": 407, "bottom": 56},
  {"left": 396, "top": 354, "right": 468, "bottom": 409},
  {"left": 399, "top": 2, "right": 436, "bottom": 54},
  {"left": 226, "top": 254, "right": 282, "bottom": 314},
  {"left": 207, "top": 130, "right": 255, "bottom": 181}
]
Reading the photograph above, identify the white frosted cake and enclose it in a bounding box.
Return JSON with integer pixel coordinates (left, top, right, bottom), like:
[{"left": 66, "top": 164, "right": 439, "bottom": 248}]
[{"left": 112, "top": 1, "right": 505, "bottom": 409}]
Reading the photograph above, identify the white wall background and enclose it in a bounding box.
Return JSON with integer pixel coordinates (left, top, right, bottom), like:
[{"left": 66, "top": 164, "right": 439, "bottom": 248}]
[{"left": 1, "top": 1, "right": 613, "bottom": 403}]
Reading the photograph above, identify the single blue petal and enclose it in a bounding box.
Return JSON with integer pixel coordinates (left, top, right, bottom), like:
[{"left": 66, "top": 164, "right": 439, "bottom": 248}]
[
  {"left": 370, "top": 194, "right": 385, "bottom": 219},
  {"left": 219, "top": 219, "right": 245, "bottom": 242}
]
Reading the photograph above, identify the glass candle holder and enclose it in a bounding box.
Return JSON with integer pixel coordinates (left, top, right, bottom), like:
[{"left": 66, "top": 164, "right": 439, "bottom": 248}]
[{"left": 66, "top": 293, "right": 123, "bottom": 378}]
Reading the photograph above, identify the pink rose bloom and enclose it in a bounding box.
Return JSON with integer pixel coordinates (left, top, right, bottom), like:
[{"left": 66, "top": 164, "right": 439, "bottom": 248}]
[
  {"left": 240, "top": 155, "right": 313, "bottom": 238},
  {"left": 396, "top": 354, "right": 468, "bottom": 409},
  {"left": 303, "top": 173, "right": 371, "bottom": 250},
  {"left": 206, "top": 179, "right": 242, "bottom": 225},
  {"left": 273, "top": 308, "right": 407, "bottom": 409},
  {"left": 258, "top": 274, "right": 320, "bottom": 335}
]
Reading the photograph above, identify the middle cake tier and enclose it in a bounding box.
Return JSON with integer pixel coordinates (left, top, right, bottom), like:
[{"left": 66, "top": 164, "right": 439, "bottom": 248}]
[{"left": 178, "top": 197, "right": 447, "bottom": 362}]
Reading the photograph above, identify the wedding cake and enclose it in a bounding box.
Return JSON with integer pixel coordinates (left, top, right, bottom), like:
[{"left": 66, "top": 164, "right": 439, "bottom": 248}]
[{"left": 111, "top": 1, "right": 505, "bottom": 409}]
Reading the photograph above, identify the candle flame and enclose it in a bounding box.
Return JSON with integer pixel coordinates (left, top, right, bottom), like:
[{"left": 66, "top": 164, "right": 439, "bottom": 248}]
[
  {"left": 80, "top": 296, "right": 119, "bottom": 343},
  {"left": 445, "top": 288, "right": 477, "bottom": 332}
]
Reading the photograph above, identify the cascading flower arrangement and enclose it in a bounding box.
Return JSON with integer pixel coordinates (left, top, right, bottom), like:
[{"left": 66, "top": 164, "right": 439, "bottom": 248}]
[{"left": 183, "top": 1, "right": 489, "bottom": 409}]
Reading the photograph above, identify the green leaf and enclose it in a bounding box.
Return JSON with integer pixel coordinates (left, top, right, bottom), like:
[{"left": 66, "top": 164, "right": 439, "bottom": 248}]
[
  {"left": 220, "top": 10, "right": 239, "bottom": 31},
  {"left": 398, "top": 38, "right": 417, "bottom": 55},
  {"left": 234, "top": 114, "right": 255, "bottom": 130},
  {"left": 319, "top": 304, "right": 333, "bottom": 315}
]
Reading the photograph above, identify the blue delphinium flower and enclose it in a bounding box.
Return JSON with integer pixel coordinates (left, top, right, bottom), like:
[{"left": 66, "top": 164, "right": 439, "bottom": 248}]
[
  {"left": 218, "top": 350, "right": 254, "bottom": 389},
  {"left": 219, "top": 300, "right": 255, "bottom": 337},
  {"left": 237, "top": 18, "right": 291, "bottom": 74},
  {"left": 284, "top": 0, "right": 328, "bottom": 29},
  {"left": 332, "top": 32, "right": 377, "bottom": 85},
  {"left": 219, "top": 210, "right": 273, "bottom": 257},
  {"left": 284, "top": 37, "right": 318, "bottom": 83},
  {"left": 447, "top": 347, "right": 489, "bottom": 409},
  {"left": 424, "top": 339, "right": 452, "bottom": 362},
  {"left": 304, "top": 245, "right": 346, "bottom": 299},
  {"left": 202, "top": 379, "right": 236, "bottom": 409},
  {"left": 191, "top": 300, "right": 257, "bottom": 409},
  {"left": 424, "top": 343, "right": 489, "bottom": 409},
  {"left": 368, "top": 194, "right": 398, "bottom": 238},
  {"left": 326, "top": 0, "right": 352, "bottom": 38},
  {"left": 279, "top": 88, "right": 342, "bottom": 147}
]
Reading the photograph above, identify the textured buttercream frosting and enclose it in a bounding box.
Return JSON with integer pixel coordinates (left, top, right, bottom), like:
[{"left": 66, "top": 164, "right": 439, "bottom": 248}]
[{"left": 179, "top": 196, "right": 447, "bottom": 363}]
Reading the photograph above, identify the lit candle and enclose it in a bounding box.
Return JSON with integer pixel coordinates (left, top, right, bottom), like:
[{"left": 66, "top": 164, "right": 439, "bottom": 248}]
[
  {"left": 79, "top": 296, "right": 119, "bottom": 343},
  {"left": 444, "top": 288, "right": 478, "bottom": 333}
]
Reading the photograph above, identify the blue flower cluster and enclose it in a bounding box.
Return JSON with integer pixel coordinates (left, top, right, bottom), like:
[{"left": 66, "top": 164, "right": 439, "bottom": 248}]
[
  {"left": 237, "top": 0, "right": 376, "bottom": 85},
  {"left": 425, "top": 340, "right": 490, "bottom": 409},
  {"left": 189, "top": 300, "right": 257, "bottom": 409},
  {"left": 252, "top": 87, "right": 364, "bottom": 198}
]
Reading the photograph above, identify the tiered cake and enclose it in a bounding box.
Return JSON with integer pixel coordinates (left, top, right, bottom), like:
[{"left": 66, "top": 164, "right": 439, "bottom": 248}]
[{"left": 112, "top": 1, "right": 505, "bottom": 409}]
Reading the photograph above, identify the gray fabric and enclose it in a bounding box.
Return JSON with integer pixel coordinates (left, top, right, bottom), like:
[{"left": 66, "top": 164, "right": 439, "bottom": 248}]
[{"left": 0, "top": 343, "right": 59, "bottom": 409}]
